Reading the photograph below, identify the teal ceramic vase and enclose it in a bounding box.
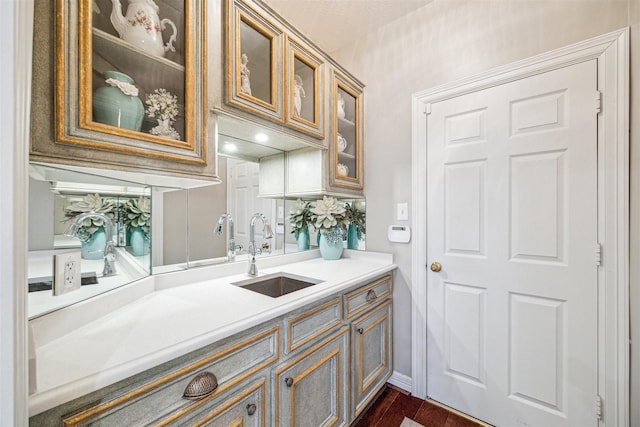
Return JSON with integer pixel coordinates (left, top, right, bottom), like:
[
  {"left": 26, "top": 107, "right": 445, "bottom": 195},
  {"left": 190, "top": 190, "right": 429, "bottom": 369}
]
[
  {"left": 130, "top": 226, "right": 150, "bottom": 256},
  {"left": 93, "top": 70, "right": 144, "bottom": 131},
  {"left": 347, "top": 224, "right": 359, "bottom": 249},
  {"left": 319, "top": 228, "right": 344, "bottom": 260},
  {"left": 296, "top": 225, "right": 310, "bottom": 251},
  {"left": 81, "top": 226, "right": 106, "bottom": 260}
]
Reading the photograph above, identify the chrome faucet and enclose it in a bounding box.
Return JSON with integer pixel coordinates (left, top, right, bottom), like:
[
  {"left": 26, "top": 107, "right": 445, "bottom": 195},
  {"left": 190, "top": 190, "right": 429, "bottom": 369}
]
[
  {"left": 214, "top": 213, "right": 241, "bottom": 262},
  {"left": 65, "top": 211, "right": 117, "bottom": 277},
  {"left": 247, "top": 213, "right": 274, "bottom": 276}
]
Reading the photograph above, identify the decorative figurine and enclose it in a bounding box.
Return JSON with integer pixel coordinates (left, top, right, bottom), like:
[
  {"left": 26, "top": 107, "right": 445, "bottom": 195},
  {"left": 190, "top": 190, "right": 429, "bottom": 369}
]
[
  {"left": 293, "top": 74, "right": 306, "bottom": 117},
  {"left": 240, "top": 53, "right": 252, "bottom": 95},
  {"left": 337, "top": 92, "right": 346, "bottom": 119}
]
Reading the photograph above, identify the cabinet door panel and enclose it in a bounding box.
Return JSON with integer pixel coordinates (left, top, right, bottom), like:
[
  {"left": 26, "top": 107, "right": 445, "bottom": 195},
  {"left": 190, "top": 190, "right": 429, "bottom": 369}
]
[
  {"left": 285, "top": 36, "right": 325, "bottom": 139},
  {"left": 29, "top": 0, "right": 215, "bottom": 178},
  {"left": 227, "top": 0, "right": 284, "bottom": 122},
  {"left": 275, "top": 326, "right": 349, "bottom": 426},
  {"left": 331, "top": 69, "right": 364, "bottom": 191},
  {"left": 352, "top": 300, "right": 393, "bottom": 418}
]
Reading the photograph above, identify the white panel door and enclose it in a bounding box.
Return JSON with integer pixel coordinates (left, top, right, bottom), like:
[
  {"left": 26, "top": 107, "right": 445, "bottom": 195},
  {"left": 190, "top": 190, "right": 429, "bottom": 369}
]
[
  {"left": 426, "top": 60, "right": 598, "bottom": 426},
  {"left": 227, "top": 159, "right": 276, "bottom": 250}
]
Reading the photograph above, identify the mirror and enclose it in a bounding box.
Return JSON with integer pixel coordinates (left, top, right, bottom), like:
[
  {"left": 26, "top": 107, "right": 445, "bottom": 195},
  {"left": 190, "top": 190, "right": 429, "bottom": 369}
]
[
  {"left": 28, "top": 163, "right": 155, "bottom": 318},
  {"left": 27, "top": 120, "right": 366, "bottom": 319},
  {"left": 160, "top": 135, "right": 287, "bottom": 268}
]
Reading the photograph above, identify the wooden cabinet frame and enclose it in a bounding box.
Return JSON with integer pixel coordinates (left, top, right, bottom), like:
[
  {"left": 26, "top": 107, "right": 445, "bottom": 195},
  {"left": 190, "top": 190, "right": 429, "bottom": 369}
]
[
  {"left": 285, "top": 36, "right": 325, "bottom": 138},
  {"left": 331, "top": 69, "right": 364, "bottom": 191},
  {"left": 51, "top": 0, "right": 208, "bottom": 165},
  {"left": 226, "top": 0, "right": 284, "bottom": 122}
]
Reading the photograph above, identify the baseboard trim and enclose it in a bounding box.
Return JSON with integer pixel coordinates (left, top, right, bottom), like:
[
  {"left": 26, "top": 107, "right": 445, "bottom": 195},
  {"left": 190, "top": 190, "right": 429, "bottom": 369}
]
[{"left": 388, "top": 371, "right": 412, "bottom": 393}]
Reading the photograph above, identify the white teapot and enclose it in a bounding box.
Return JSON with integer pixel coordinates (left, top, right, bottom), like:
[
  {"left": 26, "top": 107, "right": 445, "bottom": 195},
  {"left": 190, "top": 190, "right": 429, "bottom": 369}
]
[{"left": 110, "top": 0, "right": 177, "bottom": 58}]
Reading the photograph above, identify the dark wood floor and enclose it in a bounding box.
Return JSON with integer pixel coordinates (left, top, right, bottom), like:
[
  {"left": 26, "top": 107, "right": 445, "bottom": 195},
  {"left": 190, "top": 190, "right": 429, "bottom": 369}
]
[{"left": 353, "top": 385, "right": 487, "bottom": 427}]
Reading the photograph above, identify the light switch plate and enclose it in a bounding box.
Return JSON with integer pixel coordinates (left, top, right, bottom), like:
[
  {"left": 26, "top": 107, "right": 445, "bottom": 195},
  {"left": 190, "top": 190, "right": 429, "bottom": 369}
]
[
  {"left": 53, "top": 251, "right": 82, "bottom": 295},
  {"left": 397, "top": 202, "right": 409, "bottom": 221}
]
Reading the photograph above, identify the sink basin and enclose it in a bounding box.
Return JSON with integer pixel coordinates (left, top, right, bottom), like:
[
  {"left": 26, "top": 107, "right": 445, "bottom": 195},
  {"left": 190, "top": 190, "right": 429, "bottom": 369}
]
[{"left": 232, "top": 273, "right": 323, "bottom": 298}]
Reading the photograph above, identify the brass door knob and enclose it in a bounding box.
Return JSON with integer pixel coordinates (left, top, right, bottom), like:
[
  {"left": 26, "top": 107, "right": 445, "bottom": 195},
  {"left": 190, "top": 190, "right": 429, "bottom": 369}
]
[{"left": 430, "top": 262, "right": 442, "bottom": 272}]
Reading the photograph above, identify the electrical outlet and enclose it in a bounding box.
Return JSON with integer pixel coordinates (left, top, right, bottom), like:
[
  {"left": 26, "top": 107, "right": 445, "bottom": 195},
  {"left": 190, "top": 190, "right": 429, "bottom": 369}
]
[{"left": 53, "top": 251, "right": 81, "bottom": 295}]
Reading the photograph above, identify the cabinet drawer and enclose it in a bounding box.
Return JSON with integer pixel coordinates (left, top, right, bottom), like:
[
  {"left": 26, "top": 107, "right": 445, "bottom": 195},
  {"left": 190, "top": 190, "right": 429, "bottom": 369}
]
[
  {"left": 352, "top": 300, "right": 393, "bottom": 418},
  {"left": 284, "top": 297, "right": 343, "bottom": 354},
  {"left": 61, "top": 326, "right": 279, "bottom": 426},
  {"left": 170, "top": 377, "right": 269, "bottom": 427},
  {"left": 344, "top": 275, "right": 392, "bottom": 319}
]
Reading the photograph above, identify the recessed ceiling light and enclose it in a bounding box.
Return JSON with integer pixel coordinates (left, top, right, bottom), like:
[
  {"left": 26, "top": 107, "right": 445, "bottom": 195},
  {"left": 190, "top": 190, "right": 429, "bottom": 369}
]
[
  {"left": 223, "top": 142, "right": 237, "bottom": 152},
  {"left": 255, "top": 133, "right": 268, "bottom": 142}
]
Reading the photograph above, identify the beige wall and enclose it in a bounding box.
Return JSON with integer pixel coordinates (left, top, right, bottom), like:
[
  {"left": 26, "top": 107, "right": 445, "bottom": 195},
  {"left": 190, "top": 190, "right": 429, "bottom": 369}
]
[{"left": 333, "top": 0, "right": 633, "bottom": 400}]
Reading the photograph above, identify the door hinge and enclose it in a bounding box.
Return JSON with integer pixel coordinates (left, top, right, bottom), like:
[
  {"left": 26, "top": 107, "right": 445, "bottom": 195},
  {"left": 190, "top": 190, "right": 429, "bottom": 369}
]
[
  {"left": 595, "top": 395, "right": 603, "bottom": 420},
  {"left": 596, "top": 91, "right": 602, "bottom": 114},
  {"left": 424, "top": 103, "right": 431, "bottom": 115},
  {"left": 595, "top": 243, "right": 602, "bottom": 266}
]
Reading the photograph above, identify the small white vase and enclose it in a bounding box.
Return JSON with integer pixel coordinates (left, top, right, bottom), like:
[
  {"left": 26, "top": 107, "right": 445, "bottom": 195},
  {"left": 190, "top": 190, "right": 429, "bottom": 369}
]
[{"left": 150, "top": 117, "right": 180, "bottom": 140}]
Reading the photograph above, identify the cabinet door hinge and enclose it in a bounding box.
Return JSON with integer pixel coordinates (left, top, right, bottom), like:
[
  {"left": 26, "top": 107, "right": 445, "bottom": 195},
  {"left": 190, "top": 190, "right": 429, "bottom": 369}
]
[
  {"left": 595, "top": 395, "right": 603, "bottom": 420},
  {"left": 595, "top": 243, "right": 602, "bottom": 266},
  {"left": 596, "top": 91, "right": 602, "bottom": 114},
  {"left": 424, "top": 103, "right": 431, "bottom": 115}
]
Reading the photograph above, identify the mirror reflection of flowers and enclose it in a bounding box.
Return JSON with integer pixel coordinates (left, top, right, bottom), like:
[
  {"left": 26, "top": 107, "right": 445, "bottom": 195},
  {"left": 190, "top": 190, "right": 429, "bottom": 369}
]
[
  {"left": 311, "top": 196, "right": 347, "bottom": 244},
  {"left": 145, "top": 88, "right": 180, "bottom": 140},
  {"left": 122, "top": 196, "right": 151, "bottom": 239},
  {"left": 288, "top": 199, "right": 315, "bottom": 239},
  {"left": 63, "top": 194, "right": 116, "bottom": 242},
  {"left": 344, "top": 201, "right": 366, "bottom": 240}
]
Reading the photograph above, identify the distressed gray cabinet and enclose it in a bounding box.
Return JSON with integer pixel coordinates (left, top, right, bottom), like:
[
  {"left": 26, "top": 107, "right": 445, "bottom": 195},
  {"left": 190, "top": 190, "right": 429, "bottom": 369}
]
[
  {"left": 345, "top": 275, "right": 394, "bottom": 419},
  {"left": 274, "top": 327, "right": 350, "bottom": 426},
  {"left": 219, "top": 0, "right": 326, "bottom": 142},
  {"left": 30, "top": 0, "right": 217, "bottom": 180},
  {"left": 29, "top": 274, "right": 393, "bottom": 426}
]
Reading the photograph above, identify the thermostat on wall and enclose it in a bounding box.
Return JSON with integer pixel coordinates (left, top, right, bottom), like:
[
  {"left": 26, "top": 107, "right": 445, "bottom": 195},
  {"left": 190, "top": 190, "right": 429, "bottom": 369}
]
[{"left": 388, "top": 225, "right": 411, "bottom": 243}]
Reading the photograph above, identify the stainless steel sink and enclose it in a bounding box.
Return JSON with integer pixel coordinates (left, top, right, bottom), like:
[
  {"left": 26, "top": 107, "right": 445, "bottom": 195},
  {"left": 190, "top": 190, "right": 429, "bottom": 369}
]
[{"left": 232, "top": 273, "right": 323, "bottom": 298}]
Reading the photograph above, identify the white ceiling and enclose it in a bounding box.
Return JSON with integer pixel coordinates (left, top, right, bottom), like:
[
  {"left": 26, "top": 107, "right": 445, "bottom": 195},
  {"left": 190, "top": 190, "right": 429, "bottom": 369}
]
[{"left": 263, "top": 0, "right": 432, "bottom": 53}]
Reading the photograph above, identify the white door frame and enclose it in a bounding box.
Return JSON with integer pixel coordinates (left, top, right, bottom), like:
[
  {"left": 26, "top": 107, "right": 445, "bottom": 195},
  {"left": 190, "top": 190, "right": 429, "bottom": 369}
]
[{"left": 411, "top": 28, "right": 629, "bottom": 426}]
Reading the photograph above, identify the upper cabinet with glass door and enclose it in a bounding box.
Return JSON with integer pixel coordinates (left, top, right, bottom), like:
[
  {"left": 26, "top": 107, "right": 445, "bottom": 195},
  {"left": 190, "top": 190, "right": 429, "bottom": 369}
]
[
  {"left": 285, "top": 36, "right": 325, "bottom": 139},
  {"left": 221, "top": 0, "right": 325, "bottom": 142},
  {"left": 331, "top": 69, "right": 364, "bottom": 191},
  {"left": 30, "top": 0, "right": 217, "bottom": 181},
  {"left": 226, "top": 0, "right": 285, "bottom": 123}
]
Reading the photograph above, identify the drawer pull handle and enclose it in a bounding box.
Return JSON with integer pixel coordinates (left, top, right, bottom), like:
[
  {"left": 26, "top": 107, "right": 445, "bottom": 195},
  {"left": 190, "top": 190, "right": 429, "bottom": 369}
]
[
  {"left": 183, "top": 371, "right": 218, "bottom": 400},
  {"left": 357, "top": 328, "right": 364, "bottom": 335},
  {"left": 246, "top": 403, "right": 257, "bottom": 416},
  {"left": 285, "top": 377, "right": 294, "bottom": 387},
  {"left": 366, "top": 289, "right": 377, "bottom": 302}
]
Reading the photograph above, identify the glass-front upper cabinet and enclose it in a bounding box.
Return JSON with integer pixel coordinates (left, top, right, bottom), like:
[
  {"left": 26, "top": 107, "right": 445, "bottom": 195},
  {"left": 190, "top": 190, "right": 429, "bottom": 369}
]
[
  {"left": 331, "top": 69, "right": 364, "bottom": 191},
  {"left": 227, "top": 0, "right": 284, "bottom": 122},
  {"left": 285, "top": 36, "right": 324, "bottom": 139},
  {"left": 30, "top": 0, "right": 214, "bottom": 178}
]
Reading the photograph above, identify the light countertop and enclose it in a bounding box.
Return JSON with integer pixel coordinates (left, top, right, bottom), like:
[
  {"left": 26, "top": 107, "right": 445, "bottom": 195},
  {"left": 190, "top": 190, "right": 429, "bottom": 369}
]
[{"left": 28, "top": 249, "right": 396, "bottom": 416}]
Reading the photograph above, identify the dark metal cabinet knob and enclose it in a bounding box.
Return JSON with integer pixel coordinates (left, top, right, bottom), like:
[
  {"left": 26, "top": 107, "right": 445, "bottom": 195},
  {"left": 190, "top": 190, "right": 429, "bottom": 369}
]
[
  {"left": 357, "top": 328, "right": 364, "bottom": 335},
  {"left": 246, "top": 403, "right": 257, "bottom": 416},
  {"left": 285, "top": 377, "right": 294, "bottom": 387},
  {"left": 366, "top": 289, "right": 377, "bottom": 302}
]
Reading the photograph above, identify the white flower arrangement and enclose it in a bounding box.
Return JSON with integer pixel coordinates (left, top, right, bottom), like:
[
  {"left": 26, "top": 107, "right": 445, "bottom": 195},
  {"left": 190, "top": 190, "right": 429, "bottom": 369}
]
[
  {"left": 311, "top": 196, "right": 347, "bottom": 244},
  {"left": 288, "top": 199, "right": 315, "bottom": 239},
  {"left": 63, "top": 194, "right": 116, "bottom": 242},
  {"left": 122, "top": 196, "right": 151, "bottom": 239},
  {"left": 145, "top": 88, "right": 179, "bottom": 122}
]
